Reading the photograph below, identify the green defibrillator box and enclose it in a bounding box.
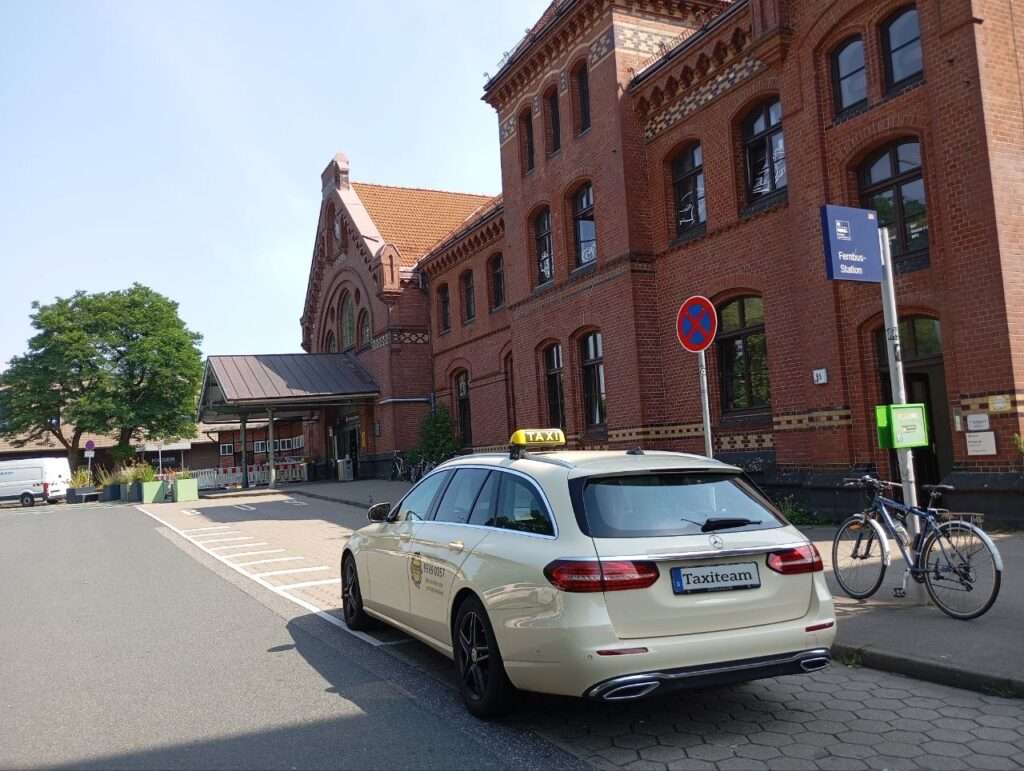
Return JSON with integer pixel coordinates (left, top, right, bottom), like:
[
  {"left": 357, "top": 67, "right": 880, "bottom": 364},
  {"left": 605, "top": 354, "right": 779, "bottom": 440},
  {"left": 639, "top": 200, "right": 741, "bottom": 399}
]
[{"left": 875, "top": 403, "right": 929, "bottom": 449}]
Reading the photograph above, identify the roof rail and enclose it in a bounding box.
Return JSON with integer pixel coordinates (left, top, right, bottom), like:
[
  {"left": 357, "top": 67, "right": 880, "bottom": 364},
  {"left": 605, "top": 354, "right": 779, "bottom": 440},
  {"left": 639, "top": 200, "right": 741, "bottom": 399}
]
[{"left": 517, "top": 451, "right": 576, "bottom": 469}]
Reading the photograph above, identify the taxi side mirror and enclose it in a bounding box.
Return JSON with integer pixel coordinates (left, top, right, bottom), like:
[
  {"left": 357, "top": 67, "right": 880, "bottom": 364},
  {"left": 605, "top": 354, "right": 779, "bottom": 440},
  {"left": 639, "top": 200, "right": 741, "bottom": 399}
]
[{"left": 367, "top": 502, "right": 392, "bottom": 523}]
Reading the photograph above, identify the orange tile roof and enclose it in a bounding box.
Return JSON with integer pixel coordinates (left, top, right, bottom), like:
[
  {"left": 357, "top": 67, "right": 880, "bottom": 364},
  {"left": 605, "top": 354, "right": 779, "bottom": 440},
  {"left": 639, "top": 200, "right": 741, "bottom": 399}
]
[{"left": 352, "top": 182, "right": 495, "bottom": 267}]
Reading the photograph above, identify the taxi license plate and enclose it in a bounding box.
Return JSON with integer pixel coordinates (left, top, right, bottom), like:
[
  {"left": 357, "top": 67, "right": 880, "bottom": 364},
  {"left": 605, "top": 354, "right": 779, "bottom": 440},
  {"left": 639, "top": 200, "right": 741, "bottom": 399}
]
[{"left": 670, "top": 562, "right": 761, "bottom": 594}]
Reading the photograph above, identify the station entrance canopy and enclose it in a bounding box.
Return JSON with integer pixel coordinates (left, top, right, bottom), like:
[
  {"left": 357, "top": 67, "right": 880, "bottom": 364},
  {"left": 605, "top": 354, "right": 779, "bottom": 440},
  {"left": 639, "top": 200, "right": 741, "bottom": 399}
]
[{"left": 198, "top": 354, "right": 379, "bottom": 486}]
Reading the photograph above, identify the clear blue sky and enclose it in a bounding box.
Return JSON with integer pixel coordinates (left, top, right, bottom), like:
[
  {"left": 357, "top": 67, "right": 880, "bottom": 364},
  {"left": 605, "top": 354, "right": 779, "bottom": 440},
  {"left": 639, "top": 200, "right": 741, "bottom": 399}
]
[{"left": 0, "top": 0, "right": 548, "bottom": 368}]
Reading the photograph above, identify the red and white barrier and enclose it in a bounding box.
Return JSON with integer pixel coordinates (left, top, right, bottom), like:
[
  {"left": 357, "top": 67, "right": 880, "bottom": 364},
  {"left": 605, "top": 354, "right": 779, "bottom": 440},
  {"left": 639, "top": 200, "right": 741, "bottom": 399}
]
[{"left": 187, "top": 461, "right": 308, "bottom": 490}]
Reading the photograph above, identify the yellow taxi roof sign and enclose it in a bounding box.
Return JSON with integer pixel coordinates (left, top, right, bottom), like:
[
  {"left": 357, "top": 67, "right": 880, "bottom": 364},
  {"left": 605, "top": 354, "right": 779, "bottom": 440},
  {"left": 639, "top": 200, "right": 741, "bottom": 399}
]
[{"left": 510, "top": 428, "right": 566, "bottom": 447}]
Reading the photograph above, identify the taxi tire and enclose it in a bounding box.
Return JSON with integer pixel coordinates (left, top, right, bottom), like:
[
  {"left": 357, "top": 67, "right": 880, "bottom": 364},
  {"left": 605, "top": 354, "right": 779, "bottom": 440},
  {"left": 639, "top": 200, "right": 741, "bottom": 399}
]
[
  {"left": 453, "top": 596, "right": 515, "bottom": 719},
  {"left": 341, "top": 554, "right": 374, "bottom": 631}
]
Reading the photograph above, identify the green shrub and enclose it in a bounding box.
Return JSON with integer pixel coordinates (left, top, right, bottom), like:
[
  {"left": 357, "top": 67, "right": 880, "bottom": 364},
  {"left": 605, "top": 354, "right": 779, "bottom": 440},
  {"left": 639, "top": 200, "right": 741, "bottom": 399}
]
[
  {"left": 111, "top": 445, "right": 136, "bottom": 466},
  {"left": 413, "top": 406, "right": 460, "bottom": 465},
  {"left": 132, "top": 464, "right": 156, "bottom": 483},
  {"left": 70, "top": 467, "right": 94, "bottom": 488},
  {"left": 776, "top": 495, "right": 818, "bottom": 526},
  {"left": 95, "top": 466, "right": 115, "bottom": 489},
  {"left": 175, "top": 468, "right": 193, "bottom": 480}
]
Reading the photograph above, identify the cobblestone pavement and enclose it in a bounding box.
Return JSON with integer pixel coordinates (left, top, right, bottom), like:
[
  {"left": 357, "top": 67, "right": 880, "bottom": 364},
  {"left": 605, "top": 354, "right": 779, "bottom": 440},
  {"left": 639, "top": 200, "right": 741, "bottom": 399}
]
[{"left": 516, "top": 664, "right": 1024, "bottom": 771}]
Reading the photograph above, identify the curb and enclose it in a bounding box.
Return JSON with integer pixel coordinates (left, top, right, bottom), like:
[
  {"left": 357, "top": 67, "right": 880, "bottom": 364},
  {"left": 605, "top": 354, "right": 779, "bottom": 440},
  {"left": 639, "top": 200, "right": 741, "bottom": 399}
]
[
  {"left": 832, "top": 642, "right": 1024, "bottom": 698},
  {"left": 291, "top": 489, "right": 375, "bottom": 509}
]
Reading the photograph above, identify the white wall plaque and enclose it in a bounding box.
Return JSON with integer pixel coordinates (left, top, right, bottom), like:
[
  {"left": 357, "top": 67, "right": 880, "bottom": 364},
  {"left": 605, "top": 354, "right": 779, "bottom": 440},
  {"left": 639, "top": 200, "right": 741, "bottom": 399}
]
[
  {"left": 965, "top": 413, "right": 990, "bottom": 432},
  {"left": 989, "top": 395, "right": 1012, "bottom": 413},
  {"left": 965, "top": 431, "right": 997, "bottom": 456},
  {"left": 812, "top": 368, "right": 828, "bottom": 385}
]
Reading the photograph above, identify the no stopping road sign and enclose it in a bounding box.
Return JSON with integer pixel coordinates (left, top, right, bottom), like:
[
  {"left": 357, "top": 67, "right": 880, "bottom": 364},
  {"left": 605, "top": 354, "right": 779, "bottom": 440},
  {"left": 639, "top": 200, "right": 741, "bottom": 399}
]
[{"left": 676, "top": 295, "right": 717, "bottom": 353}]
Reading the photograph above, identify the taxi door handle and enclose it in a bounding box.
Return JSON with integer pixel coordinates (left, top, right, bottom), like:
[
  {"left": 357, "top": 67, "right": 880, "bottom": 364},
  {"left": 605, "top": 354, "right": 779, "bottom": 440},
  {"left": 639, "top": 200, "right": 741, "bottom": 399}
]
[{"left": 447, "top": 540, "right": 464, "bottom": 552}]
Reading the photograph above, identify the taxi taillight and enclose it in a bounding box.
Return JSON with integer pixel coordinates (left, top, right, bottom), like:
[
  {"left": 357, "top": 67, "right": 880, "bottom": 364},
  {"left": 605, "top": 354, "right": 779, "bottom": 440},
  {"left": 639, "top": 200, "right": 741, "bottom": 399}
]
[
  {"left": 544, "top": 559, "right": 659, "bottom": 593},
  {"left": 766, "top": 544, "right": 823, "bottom": 575}
]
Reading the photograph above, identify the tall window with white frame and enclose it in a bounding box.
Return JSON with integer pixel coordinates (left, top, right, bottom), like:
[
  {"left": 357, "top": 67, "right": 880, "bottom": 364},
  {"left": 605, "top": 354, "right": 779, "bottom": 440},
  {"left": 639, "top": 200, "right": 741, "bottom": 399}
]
[
  {"left": 580, "top": 332, "right": 606, "bottom": 430},
  {"left": 534, "top": 208, "right": 553, "bottom": 286},
  {"left": 832, "top": 36, "right": 867, "bottom": 116},
  {"left": 672, "top": 143, "right": 706, "bottom": 236},
  {"left": 718, "top": 296, "right": 770, "bottom": 413},
  {"left": 743, "top": 99, "right": 786, "bottom": 203},
  {"left": 573, "top": 183, "right": 596, "bottom": 266},
  {"left": 882, "top": 6, "right": 923, "bottom": 93},
  {"left": 461, "top": 270, "right": 475, "bottom": 323},
  {"left": 544, "top": 344, "right": 566, "bottom": 430},
  {"left": 860, "top": 139, "right": 928, "bottom": 264},
  {"left": 455, "top": 371, "right": 472, "bottom": 448}
]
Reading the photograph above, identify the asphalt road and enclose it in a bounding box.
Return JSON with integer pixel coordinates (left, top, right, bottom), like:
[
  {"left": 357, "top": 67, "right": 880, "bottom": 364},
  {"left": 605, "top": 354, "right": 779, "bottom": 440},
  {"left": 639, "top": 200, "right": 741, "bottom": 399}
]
[{"left": 0, "top": 504, "right": 580, "bottom": 770}]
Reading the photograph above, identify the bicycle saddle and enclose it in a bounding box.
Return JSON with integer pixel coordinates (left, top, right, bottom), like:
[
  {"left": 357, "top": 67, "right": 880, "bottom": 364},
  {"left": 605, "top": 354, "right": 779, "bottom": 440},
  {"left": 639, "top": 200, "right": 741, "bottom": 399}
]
[{"left": 922, "top": 484, "right": 955, "bottom": 493}]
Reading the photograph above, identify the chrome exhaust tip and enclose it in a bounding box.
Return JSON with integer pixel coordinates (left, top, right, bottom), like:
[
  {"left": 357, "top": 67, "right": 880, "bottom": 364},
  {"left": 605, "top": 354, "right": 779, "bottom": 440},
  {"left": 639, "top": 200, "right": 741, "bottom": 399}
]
[
  {"left": 800, "top": 656, "right": 831, "bottom": 673},
  {"left": 602, "top": 681, "right": 661, "bottom": 701}
]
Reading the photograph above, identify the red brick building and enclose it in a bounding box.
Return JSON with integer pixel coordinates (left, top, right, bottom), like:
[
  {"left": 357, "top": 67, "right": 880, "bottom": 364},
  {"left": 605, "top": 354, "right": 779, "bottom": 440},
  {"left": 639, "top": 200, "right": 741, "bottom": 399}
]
[{"left": 291, "top": 0, "right": 1024, "bottom": 519}]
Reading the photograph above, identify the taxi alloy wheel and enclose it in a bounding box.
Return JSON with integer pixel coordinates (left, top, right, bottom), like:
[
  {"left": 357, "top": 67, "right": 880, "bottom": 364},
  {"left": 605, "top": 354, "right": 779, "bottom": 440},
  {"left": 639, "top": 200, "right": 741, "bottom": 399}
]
[
  {"left": 341, "top": 555, "right": 373, "bottom": 631},
  {"left": 454, "top": 597, "right": 514, "bottom": 718}
]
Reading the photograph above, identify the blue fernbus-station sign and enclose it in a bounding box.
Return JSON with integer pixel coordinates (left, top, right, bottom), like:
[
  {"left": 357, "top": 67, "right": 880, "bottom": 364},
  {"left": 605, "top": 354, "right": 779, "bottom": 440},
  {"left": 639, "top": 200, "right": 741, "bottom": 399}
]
[{"left": 821, "top": 204, "right": 883, "bottom": 283}]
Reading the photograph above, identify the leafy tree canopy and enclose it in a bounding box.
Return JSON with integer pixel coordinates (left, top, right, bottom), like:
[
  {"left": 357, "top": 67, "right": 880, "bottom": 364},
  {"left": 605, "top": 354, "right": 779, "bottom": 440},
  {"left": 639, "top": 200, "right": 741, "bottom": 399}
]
[{"left": 0, "top": 284, "right": 203, "bottom": 464}]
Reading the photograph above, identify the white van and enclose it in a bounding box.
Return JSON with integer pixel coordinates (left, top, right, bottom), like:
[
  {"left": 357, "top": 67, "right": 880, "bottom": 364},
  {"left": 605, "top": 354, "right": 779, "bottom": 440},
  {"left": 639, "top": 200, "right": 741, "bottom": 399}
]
[{"left": 0, "top": 457, "right": 71, "bottom": 506}]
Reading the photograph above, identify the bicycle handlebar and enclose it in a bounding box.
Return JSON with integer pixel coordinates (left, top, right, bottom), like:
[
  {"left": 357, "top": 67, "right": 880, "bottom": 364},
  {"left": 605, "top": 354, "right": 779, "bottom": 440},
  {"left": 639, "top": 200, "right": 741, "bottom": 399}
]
[{"left": 842, "top": 475, "right": 901, "bottom": 490}]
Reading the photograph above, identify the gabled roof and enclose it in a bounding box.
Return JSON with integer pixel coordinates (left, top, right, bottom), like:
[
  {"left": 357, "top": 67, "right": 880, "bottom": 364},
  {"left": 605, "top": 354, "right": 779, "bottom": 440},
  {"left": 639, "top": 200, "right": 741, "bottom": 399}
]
[
  {"left": 351, "top": 182, "right": 494, "bottom": 267},
  {"left": 207, "top": 354, "right": 378, "bottom": 404}
]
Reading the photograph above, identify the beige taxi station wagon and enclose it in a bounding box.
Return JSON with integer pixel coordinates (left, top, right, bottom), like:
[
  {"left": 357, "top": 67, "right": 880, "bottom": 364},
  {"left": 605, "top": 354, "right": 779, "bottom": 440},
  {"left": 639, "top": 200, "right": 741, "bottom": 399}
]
[{"left": 341, "top": 430, "right": 836, "bottom": 717}]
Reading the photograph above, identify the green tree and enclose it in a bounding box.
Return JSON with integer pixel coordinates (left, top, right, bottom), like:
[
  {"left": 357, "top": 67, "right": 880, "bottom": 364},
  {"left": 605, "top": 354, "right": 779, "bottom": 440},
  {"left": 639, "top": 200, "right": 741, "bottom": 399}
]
[
  {"left": 413, "top": 405, "right": 459, "bottom": 465},
  {"left": 0, "top": 285, "right": 203, "bottom": 466},
  {"left": 1, "top": 293, "right": 114, "bottom": 467}
]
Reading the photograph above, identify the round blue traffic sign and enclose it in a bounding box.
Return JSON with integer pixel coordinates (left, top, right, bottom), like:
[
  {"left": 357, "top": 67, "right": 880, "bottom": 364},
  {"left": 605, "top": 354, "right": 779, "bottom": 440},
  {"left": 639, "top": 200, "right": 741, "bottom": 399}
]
[{"left": 676, "top": 295, "right": 718, "bottom": 353}]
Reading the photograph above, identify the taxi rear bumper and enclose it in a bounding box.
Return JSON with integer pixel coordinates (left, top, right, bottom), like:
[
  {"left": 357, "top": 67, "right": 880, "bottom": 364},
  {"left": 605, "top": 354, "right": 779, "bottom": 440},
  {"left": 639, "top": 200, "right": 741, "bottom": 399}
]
[{"left": 584, "top": 647, "right": 831, "bottom": 701}]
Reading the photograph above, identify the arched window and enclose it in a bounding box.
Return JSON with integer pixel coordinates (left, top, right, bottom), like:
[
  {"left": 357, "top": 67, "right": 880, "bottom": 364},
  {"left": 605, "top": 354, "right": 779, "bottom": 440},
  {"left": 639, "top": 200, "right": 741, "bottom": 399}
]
[
  {"left": 580, "top": 332, "right": 606, "bottom": 429},
  {"left": 340, "top": 294, "right": 356, "bottom": 350},
  {"left": 534, "top": 208, "right": 553, "bottom": 286},
  {"left": 832, "top": 37, "right": 867, "bottom": 115},
  {"left": 454, "top": 371, "right": 472, "bottom": 447},
  {"left": 543, "top": 343, "right": 566, "bottom": 430},
  {"left": 718, "top": 297, "right": 770, "bottom": 412},
  {"left": 489, "top": 254, "right": 505, "bottom": 310},
  {"left": 573, "top": 62, "right": 591, "bottom": 134},
  {"left": 743, "top": 98, "right": 786, "bottom": 202},
  {"left": 325, "top": 331, "right": 337, "bottom": 353},
  {"left": 438, "top": 284, "right": 451, "bottom": 333},
  {"left": 460, "top": 270, "right": 476, "bottom": 323},
  {"left": 882, "top": 7, "right": 923, "bottom": 92},
  {"left": 573, "top": 183, "right": 596, "bottom": 266},
  {"left": 672, "top": 143, "right": 706, "bottom": 236},
  {"left": 544, "top": 87, "right": 561, "bottom": 155},
  {"left": 875, "top": 317, "right": 942, "bottom": 366},
  {"left": 859, "top": 139, "right": 928, "bottom": 260},
  {"left": 520, "top": 108, "right": 535, "bottom": 174},
  {"left": 357, "top": 310, "right": 371, "bottom": 348}
]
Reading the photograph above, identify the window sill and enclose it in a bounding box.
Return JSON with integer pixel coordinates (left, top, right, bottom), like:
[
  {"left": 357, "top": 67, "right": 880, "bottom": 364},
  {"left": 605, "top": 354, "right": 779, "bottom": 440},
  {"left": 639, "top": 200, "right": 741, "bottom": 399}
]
[
  {"left": 670, "top": 222, "right": 707, "bottom": 247},
  {"left": 576, "top": 126, "right": 592, "bottom": 139},
  {"left": 546, "top": 148, "right": 562, "bottom": 160},
  {"left": 570, "top": 260, "right": 597, "bottom": 278},
  {"left": 489, "top": 304, "right": 506, "bottom": 314},
  {"left": 720, "top": 410, "right": 772, "bottom": 428},
  {"left": 462, "top": 318, "right": 476, "bottom": 327},
  {"left": 439, "top": 328, "right": 451, "bottom": 337},
  {"left": 831, "top": 101, "right": 870, "bottom": 127},
  {"left": 884, "top": 75, "right": 924, "bottom": 101},
  {"left": 533, "top": 280, "right": 555, "bottom": 297},
  {"left": 742, "top": 190, "right": 788, "bottom": 219}
]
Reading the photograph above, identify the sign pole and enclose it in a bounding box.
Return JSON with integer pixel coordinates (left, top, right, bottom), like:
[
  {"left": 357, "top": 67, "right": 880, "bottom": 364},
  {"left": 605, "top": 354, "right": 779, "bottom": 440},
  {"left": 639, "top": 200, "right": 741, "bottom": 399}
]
[
  {"left": 879, "top": 228, "right": 925, "bottom": 605},
  {"left": 698, "top": 349, "right": 713, "bottom": 458}
]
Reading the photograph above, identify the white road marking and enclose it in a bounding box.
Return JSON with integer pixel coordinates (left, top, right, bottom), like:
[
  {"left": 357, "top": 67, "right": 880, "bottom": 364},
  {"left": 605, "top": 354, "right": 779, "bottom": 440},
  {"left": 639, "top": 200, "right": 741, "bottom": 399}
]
[
  {"left": 285, "top": 499, "right": 309, "bottom": 506},
  {"left": 181, "top": 525, "right": 232, "bottom": 534},
  {"left": 135, "top": 506, "right": 380, "bottom": 646},
  {"left": 278, "top": 578, "right": 341, "bottom": 590},
  {"left": 209, "top": 541, "right": 269, "bottom": 552},
  {"left": 234, "top": 504, "right": 256, "bottom": 511},
  {"left": 195, "top": 536, "right": 252, "bottom": 545},
  {"left": 252, "top": 566, "right": 329, "bottom": 578},
  {"left": 224, "top": 549, "right": 286, "bottom": 560},
  {"left": 190, "top": 531, "right": 240, "bottom": 540},
  {"left": 234, "top": 556, "right": 304, "bottom": 567}
]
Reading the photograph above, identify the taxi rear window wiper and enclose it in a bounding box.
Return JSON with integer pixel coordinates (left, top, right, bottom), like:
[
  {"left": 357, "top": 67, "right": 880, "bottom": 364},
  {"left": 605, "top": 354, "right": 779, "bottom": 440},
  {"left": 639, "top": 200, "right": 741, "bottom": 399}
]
[{"left": 701, "top": 517, "right": 762, "bottom": 532}]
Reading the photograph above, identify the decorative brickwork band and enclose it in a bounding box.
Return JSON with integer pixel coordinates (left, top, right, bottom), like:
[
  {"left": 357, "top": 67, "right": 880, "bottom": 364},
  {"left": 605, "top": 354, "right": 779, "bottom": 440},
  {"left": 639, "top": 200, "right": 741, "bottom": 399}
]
[
  {"left": 589, "top": 26, "right": 615, "bottom": 67},
  {"left": 498, "top": 114, "right": 517, "bottom": 146},
  {"left": 390, "top": 330, "right": 430, "bottom": 345},
  {"left": 773, "top": 409, "right": 853, "bottom": 431},
  {"left": 717, "top": 433, "right": 774, "bottom": 450},
  {"left": 615, "top": 23, "right": 691, "bottom": 61},
  {"left": 609, "top": 422, "right": 705, "bottom": 441},
  {"left": 643, "top": 56, "right": 765, "bottom": 141}
]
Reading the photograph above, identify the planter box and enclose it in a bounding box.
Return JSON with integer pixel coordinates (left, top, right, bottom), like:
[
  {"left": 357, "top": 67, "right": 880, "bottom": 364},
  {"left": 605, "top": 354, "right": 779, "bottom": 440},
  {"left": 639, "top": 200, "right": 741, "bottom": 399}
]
[
  {"left": 120, "top": 483, "right": 141, "bottom": 502},
  {"left": 138, "top": 480, "right": 167, "bottom": 504},
  {"left": 101, "top": 485, "right": 121, "bottom": 502},
  {"left": 172, "top": 478, "right": 199, "bottom": 502},
  {"left": 67, "top": 486, "right": 97, "bottom": 504}
]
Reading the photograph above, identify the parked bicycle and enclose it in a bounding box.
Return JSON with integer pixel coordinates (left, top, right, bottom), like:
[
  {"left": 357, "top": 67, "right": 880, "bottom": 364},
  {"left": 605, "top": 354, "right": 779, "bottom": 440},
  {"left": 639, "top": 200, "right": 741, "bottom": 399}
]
[
  {"left": 832, "top": 475, "right": 1002, "bottom": 619},
  {"left": 390, "top": 452, "right": 407, "bottom": 482}
]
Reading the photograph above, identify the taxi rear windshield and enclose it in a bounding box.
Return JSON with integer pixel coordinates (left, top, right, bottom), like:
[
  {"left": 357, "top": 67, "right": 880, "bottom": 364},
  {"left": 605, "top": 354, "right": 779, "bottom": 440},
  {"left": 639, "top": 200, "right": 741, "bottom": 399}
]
[{"left": 571, "top": 473, "right": 785, "bottom": 538}]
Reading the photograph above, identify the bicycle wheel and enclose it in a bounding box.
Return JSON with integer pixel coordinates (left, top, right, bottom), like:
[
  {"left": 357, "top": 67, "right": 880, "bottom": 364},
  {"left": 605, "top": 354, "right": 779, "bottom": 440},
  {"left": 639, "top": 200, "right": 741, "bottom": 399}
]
[
  {"left": 921, "top": 521, "right": 1001, "bottom": 620},
  {"left": 832, "top": 515, "right": 887, "bottom": 599}
]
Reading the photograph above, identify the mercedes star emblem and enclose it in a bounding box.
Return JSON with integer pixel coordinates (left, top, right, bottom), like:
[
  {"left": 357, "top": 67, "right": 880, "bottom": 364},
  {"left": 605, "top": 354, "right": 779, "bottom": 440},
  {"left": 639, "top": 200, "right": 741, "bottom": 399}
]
[{"left": 709, "top": 535, "right": 725, "bottom": 549}]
